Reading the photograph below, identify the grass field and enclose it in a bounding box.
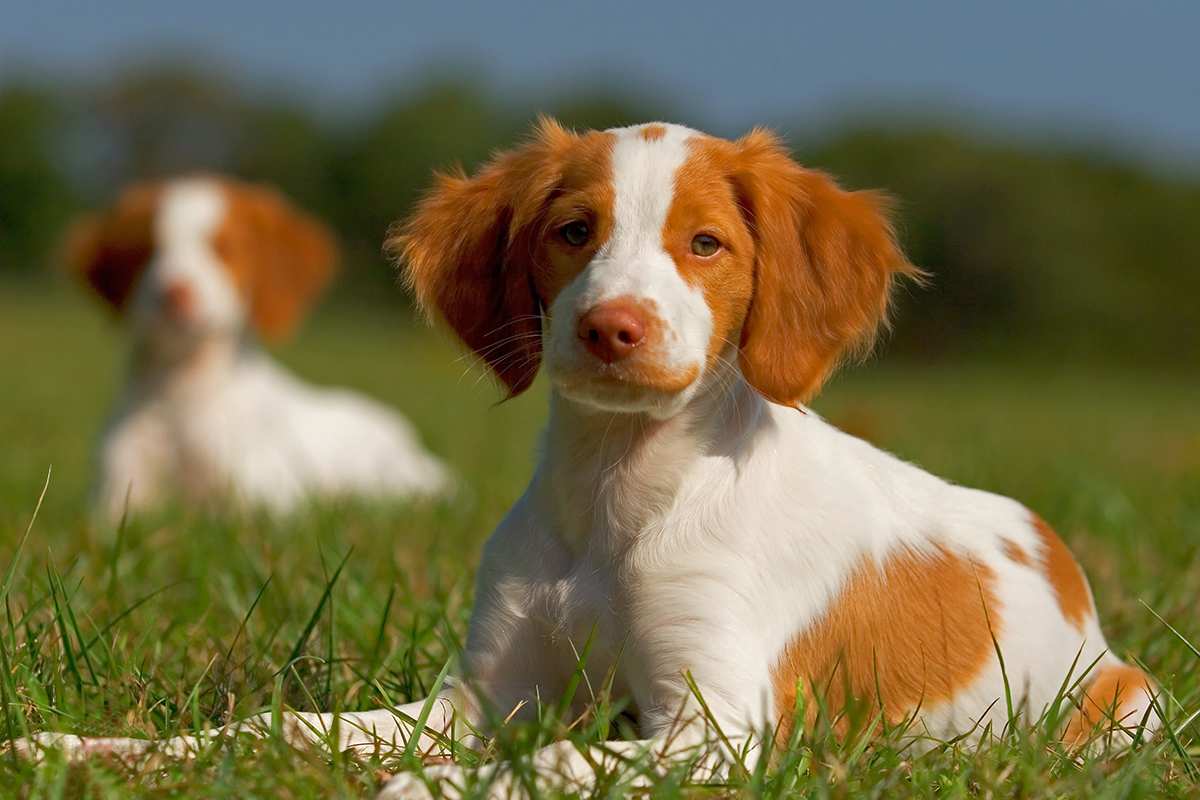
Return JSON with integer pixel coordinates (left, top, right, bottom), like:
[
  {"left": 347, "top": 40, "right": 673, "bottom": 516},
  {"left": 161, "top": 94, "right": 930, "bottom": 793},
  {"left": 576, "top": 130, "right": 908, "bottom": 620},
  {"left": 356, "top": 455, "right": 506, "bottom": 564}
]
[{"left": 1, "top": 279, "right": 1198, "bottom": 798}]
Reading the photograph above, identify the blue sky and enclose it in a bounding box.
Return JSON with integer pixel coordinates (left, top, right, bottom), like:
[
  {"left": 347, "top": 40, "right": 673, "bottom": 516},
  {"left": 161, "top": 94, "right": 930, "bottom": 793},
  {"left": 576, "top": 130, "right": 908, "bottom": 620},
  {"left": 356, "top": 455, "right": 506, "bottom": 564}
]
[{"left": 4, "top": 1, "right": 1198, "bottom": 165}]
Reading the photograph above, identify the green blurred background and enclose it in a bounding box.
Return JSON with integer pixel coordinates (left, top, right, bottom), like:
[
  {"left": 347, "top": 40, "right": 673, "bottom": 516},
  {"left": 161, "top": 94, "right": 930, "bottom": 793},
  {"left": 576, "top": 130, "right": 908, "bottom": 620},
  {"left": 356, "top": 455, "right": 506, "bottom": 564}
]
[
  {"left": 0, "top": 4, "right": 1197, "bottom": 526},
  {"left": 4, "top": 67, "right": 1199, "bottom": 363}
]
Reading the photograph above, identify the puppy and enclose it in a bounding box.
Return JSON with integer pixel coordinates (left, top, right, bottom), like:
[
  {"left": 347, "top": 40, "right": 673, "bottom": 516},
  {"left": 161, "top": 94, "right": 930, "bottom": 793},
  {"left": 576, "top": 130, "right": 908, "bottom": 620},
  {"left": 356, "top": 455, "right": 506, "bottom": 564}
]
[
  {"left": 21, "top": 124, "right": 1157, "bottom": 797},
  {"left": 71, "top": 177, "right": 449, "bottom": 520}
]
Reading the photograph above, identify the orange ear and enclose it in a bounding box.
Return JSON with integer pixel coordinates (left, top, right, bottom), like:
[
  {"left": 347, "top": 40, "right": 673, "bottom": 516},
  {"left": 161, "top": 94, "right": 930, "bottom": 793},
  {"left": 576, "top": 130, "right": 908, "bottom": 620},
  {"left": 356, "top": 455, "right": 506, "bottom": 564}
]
[
  {"left": 217, "top": 184, "right": 339, "bottom": 341},
  {"left": 66, "top": 182, "right": 161, "bottom": 311},
  {"left": 730, "top": 129, "right": 921, "bottom": 405},
  {"left": 389, "top": 117, "right": 573, "bottom": 397}
]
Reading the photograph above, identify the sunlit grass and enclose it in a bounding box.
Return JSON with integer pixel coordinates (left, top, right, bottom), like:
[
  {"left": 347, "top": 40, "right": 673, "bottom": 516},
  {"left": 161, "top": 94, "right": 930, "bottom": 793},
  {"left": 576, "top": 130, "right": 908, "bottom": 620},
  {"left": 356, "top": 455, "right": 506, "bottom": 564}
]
[{"left": 1, "top": 281, "right": 1197, "bottom": 797}]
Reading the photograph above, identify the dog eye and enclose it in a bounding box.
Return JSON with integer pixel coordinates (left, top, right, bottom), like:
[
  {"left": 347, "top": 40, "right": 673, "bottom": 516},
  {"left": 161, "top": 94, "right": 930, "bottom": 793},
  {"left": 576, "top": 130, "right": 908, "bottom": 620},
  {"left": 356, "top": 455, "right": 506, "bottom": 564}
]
[
  {"left": 560, "top": 220, "right": 590, "bottom": 247},
  {"left": 691, "top": 234, "right": 721, "bottom": 257}
]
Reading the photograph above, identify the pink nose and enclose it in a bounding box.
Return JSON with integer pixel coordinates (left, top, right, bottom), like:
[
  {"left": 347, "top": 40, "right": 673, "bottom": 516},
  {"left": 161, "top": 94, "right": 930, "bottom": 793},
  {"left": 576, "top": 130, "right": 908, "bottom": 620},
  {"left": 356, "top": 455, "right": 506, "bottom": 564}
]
[
  {"left": 162, "top": 283, "right": 195, "bottom": 317},
  {"left": 577, "top": 301, "right": 647, "bottom": 363}
]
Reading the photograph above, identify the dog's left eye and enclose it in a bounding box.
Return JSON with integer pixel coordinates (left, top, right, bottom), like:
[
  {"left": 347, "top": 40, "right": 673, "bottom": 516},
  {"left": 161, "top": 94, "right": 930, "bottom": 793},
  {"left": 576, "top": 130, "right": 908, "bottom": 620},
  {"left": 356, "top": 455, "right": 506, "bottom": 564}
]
[
  {"left": 560, "top": 220, "right": 590, "bottom": 247},
  {"left": 691, "top": 234, "right": 721, "bottom": 257}
]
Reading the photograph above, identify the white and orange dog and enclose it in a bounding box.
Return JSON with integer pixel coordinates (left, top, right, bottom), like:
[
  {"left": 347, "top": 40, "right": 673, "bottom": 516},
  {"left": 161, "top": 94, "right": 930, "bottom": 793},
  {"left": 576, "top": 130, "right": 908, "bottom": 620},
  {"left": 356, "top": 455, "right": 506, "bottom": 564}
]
[
  {"left": 23, "top": 123, "right": 1156, "bottom": 795},
  {"left": 72, "top": 177, "right": 449, "bottom": 520}
]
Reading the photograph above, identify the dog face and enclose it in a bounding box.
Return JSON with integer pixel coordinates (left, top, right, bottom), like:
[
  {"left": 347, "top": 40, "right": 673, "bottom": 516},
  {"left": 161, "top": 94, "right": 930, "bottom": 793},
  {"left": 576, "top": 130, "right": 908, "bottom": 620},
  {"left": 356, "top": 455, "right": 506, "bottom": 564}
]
[
  {"left": 69, "top": 177, "right": 337, "bottom": 355},
  {"left": 396, "top": 119, "right": 917, "bottom": 414}
]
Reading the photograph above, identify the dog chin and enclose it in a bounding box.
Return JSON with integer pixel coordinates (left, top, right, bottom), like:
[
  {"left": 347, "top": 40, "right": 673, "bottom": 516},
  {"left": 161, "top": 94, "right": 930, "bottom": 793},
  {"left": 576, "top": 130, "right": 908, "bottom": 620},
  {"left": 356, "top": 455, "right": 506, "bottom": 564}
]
[
  {"left": 550, "top": 371, "right": 698, "bottom": 418},
  {"left": 134, "top": 315, "right": 236, "bottom": 357}
]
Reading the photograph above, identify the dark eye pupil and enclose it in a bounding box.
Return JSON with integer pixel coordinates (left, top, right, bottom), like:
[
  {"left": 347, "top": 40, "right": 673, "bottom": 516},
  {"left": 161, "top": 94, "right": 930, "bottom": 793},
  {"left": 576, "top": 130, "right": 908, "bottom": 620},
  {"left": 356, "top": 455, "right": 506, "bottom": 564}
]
[
  {"left": 562, "top": 221, "right": 589, "bottom": 246},
  {"left": 692, "top": 235, "right": 719, "bottom": 255}
]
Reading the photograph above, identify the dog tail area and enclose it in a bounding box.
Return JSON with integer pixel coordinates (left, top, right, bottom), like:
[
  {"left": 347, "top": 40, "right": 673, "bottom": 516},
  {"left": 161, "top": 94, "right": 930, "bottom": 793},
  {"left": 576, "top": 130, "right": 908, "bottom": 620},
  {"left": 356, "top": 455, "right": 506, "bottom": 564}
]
[{"left": 1063, "top": 660, "right": 1159, "bottom": 749}]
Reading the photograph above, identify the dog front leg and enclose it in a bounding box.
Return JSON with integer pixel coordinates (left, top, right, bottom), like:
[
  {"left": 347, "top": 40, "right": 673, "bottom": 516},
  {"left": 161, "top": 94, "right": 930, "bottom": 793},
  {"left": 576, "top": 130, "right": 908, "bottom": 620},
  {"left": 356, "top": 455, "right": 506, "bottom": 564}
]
[
  {"left": 10, "top": 686, "right": 474, "bottom": 764},
  {"left": 377, "top": 719, "right": 749, "bottom": 799}
]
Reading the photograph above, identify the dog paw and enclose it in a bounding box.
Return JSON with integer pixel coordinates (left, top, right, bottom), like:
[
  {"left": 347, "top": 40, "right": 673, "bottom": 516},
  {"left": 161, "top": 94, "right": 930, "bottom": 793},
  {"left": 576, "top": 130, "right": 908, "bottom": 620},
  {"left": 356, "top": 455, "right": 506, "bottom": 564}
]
[
  {"left": 376, "top": 764, "right": 460, "bottom": 799},
  {"left": 5, "top": 731, "right": 200, "bottom": 765},
  {"left": 377, "top": 762, "right": 509, "bottom": 800},
  {"left": 7, "top": 732, "right": 124, "bottom": 762}
]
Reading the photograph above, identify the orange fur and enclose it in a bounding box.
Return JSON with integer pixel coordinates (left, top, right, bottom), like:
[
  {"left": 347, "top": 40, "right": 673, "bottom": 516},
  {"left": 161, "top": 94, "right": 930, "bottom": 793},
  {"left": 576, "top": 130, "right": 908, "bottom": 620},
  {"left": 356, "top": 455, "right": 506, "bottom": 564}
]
[
  {"left": 391, "top": 117, "right": 615, "bottom": 396},
  {"left": 536, "top": 129, "right": 618, "bottom": 304},
  {"left": 726, "top": 129, "right": 921, "bottom": 406},
  {"left": 771, "top": 546, "right": 999, "bottom": 739},
  {"left": 1002, "top": 538, "right": 1033, "bottom": 567},
  {"left": 663, "top": 140, "right": 756, "bottom": 370},
  {"left": 66, "top": 182, "right": 162, "bottom": 311},
  {"left": 640, "top": 124, "right": 667, "bottom": 142},
  {"left": 1030, "top": 516, "right": 1095, "bottom": 632},
  {"left": 214, "top": 181, "right": 338, "bottom": 341},
  {"left": 1063, "top": 663, "right": 1154, "bottom": 746}
]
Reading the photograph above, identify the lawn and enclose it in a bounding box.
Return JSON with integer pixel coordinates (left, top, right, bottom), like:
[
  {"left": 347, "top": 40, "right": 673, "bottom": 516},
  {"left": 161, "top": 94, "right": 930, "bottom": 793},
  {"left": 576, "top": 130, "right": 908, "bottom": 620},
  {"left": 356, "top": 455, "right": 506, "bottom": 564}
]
[{"left": 1, "top": 279, "right": 1198, "bottom": 798}]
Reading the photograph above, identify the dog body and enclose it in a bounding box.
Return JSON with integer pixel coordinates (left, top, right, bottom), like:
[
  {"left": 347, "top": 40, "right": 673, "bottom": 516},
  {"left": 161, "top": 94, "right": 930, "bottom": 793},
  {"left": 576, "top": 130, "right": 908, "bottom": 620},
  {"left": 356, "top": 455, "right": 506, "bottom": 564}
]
[
  {"left": 473, "top": 389, "right": 1112, "bottom": 744},
  {"left": 76, "top": 178, "right": 448, "bottom": 519},
  {"left": 22, "top": 123, "right": 1155, "bottom": 796},
  {"left": 98, "top": 338, "right": 446, "bottom": 519}
]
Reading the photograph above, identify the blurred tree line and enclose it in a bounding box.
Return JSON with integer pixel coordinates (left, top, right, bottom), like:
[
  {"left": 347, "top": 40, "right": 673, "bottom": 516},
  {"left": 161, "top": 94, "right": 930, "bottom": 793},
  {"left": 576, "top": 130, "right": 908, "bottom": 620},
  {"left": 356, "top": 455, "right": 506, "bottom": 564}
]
[{"left": 1, "top": 62, "right": 1196, "bottom": 364}]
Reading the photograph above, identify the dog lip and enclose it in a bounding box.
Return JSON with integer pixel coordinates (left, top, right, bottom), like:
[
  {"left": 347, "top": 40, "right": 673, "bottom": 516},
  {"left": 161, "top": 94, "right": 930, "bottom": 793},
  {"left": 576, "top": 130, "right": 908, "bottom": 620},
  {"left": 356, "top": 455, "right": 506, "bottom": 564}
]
[{"left": 553, "top": 361, "right": 700, "bottom": 398}]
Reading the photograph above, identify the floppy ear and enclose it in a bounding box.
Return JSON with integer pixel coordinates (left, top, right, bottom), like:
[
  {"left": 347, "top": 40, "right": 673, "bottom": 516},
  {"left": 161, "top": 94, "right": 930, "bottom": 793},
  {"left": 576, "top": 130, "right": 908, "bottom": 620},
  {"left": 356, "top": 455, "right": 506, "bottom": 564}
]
[
  {"left": 218, "top": 184, "right": 339, "bottom": 341},
  {"left": 388, "top": 117, "right": 573, "bottom": 397},
  {"left": 65, "top": 182, "right": 161, "bottom": 311},
  {"left": 730, "top": 129, "right": 921, "bottom": 405}
]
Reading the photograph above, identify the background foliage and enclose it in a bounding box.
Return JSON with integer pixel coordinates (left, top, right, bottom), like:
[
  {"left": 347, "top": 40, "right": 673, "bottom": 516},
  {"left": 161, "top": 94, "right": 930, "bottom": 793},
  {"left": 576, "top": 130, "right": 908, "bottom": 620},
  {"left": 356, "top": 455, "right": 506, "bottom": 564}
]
[{"left": 3, "top": 61, "right": 1198, "bottom": 365}]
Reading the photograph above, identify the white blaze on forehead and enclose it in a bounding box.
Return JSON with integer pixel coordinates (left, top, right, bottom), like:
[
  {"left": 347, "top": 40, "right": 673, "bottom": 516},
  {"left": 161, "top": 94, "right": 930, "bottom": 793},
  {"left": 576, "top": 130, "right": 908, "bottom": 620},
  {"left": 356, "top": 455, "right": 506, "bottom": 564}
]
[
  {"left": 548, "top": 123, "right": 713, "bottom": 374},
  {"left": 604, "top": 123, "right": 697, "bottom": 263},
  {"left": 135, "top": 178, "right": 244, "bottom": 331},
  {"left": 156, "top": 179, "right": 228, "bottom": 245}
]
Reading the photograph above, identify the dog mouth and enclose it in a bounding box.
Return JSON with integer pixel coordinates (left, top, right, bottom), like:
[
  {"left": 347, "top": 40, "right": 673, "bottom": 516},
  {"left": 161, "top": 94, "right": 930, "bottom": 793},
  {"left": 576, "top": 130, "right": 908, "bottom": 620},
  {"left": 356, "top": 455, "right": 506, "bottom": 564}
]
[
  {"left": 550, "top": 360, "right": 701, "bottom": 413},
  {"left": 142, "top": 306, "right": 209, "bottom": 334}
]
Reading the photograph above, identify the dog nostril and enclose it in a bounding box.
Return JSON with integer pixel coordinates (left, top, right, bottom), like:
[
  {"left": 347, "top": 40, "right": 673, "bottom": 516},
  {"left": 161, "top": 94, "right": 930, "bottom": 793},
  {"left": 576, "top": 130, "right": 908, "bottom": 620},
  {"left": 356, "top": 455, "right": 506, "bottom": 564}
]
[
  {"left": 577, "top": 302, "right": 647, "bottom": 363},
  {"left": 163, "top": 284, "right": 191, "bottom": 306}
]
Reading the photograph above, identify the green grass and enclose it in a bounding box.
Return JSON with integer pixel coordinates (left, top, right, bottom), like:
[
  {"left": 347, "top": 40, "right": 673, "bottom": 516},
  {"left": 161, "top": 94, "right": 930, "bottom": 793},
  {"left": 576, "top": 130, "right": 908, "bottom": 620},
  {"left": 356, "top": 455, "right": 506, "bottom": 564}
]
[{"left": 1, "top": 279, "right": 1198, "bottom": 798}]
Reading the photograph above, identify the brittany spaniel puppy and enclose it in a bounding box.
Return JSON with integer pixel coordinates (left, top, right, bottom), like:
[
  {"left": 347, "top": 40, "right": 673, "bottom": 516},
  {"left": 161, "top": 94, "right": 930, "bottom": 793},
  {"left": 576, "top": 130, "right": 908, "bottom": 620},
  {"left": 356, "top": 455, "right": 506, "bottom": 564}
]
[
  {"left": 71, "top": 177, "right": 449, "bottom": 520},
  {"left": 21, "top": 123, "right": 1157, "bottom": 796}
]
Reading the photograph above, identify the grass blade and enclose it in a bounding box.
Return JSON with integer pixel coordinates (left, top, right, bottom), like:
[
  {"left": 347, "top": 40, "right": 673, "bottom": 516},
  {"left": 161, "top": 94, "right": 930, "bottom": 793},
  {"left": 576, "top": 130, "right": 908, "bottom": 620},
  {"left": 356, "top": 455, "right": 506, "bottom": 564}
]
[
  {"left": 282, "top": 548, "right": 352, "bottom": 673},
  {"left": 401, "top": 657, "right": 452, "bottom": 762},
  {"left": 1, "top": 466, "right": 50, "bottom": 602}
]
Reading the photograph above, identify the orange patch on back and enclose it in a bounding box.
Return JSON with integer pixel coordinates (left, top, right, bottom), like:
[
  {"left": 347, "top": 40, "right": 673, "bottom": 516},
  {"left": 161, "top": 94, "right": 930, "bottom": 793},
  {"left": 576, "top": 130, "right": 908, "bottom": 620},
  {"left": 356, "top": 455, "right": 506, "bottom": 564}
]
[
  {"left": 1063, "top": 662, "right": 1154, "bottom": 746},
  {"left": 640, "top": 124, "right": 667, "bottom": 142},
  {"left": 771, "top": 545, "right": 999, "bottom": 738},
  {"left": 1030, "top": 515, "right": 1095, "bottom": 632}
]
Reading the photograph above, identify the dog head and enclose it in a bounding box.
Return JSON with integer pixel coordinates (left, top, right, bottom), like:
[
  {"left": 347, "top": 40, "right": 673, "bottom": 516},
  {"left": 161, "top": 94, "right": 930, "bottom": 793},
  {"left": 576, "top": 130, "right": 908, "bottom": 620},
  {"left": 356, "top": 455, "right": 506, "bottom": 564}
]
[
  {"left": 395, "top": 118, "right": 918, "bottom": 416},
  {"left": 68, "top": 177, "right": 337, "bottom": 355}
]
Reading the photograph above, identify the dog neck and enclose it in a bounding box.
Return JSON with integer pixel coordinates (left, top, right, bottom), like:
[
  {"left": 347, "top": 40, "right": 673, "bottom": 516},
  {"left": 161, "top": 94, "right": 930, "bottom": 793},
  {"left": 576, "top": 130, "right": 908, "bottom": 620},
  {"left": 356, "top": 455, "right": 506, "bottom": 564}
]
[
  {"left": 538, "top": 365, "right": 770, "bottom": 554},
  {"left": 125, "top": 330, "right": 252, "bottom": 401}
]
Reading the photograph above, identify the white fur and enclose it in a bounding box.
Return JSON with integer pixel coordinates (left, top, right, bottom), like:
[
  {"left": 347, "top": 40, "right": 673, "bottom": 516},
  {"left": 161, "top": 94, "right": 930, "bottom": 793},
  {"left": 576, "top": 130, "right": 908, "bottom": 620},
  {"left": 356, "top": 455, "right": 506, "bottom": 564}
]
[{"left": 95, "top": 180, "right": 450, "bottom": 519}]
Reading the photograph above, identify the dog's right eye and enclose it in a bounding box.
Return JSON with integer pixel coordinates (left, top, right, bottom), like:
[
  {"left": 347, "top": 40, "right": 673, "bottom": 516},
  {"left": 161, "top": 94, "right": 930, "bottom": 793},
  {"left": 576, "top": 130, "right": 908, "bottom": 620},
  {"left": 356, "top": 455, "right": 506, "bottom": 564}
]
[{"left": 560, "top": 220, "right": 590, "bottom": 247}]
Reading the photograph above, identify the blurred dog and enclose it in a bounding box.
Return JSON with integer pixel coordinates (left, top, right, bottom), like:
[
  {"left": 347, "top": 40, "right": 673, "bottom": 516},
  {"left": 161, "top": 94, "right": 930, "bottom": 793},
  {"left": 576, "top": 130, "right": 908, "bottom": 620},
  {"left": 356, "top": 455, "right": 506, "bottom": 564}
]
[
  {"left": 21, "top": 125, "right": 1156, "bottom": 797},
  {"left": 70, "top": 176, "right": 449, "bottom": 520}
]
